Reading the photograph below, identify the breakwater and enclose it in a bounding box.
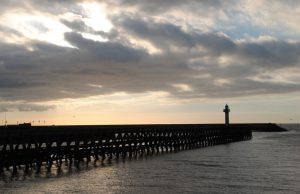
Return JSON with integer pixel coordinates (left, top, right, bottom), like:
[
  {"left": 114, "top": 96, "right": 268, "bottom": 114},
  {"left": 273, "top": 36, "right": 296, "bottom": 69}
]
[
  {"left": 0, "top": 124, "right": 255, "bottom": 174},
  {"left": 237, "top": 123, "right": 287, "bottom": 132}
]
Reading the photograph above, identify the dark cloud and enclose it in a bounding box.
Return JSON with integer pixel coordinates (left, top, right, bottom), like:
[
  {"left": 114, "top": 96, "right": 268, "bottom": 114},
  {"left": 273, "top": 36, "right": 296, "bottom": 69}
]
[
  {"left": 114, "top": 15, "right": 300, "bottom": 68},
  {"left": 17, "top": 104, "right": 55, "bottom": 112},
  {"left": 0, "top": 1, "right": 300, "bottom": 107},
  {"left": 0, "top": 103, "right": 55, "bottom": 112},
  {"left": 61, "top": 19, "right": 91, "bottom": 33},
  {"left": 0, "top": 25, "right": 23, "bottom": 36},
  {"left": 0, "top": 27, "right": 299, "bottom": 104},
  {"left": 0, "top": 1, "right": 24, "bottom": 13},
  {"left": 237, "top": 41, "right": 300, "bottom": 68},
  {"left": 112, "top": 15, "right": 237, "bottom": 57},
  {"left": 0, "top": 106, "right": 9, "bottom": 112},
  {"left": 64, "top": 32, "right": 147, "bottom": 62},
  {"left": 113, "top": 15, "right": 197, "bottom": 50},
  {"left": 118, "top": 0, "right": 225, "bottom": 13},
  {"left": 61, "top": 19, "right": 118, "bottom": 40}
]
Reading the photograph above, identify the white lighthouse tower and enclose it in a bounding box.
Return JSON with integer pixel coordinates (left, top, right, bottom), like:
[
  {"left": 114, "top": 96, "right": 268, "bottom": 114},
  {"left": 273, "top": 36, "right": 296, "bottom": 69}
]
[{"left": 223, "top": 104, "right": 230, "bottom": 125}]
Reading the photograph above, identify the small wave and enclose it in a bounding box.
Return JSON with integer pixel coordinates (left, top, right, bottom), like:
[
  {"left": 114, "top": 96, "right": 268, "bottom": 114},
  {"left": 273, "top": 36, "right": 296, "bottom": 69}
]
[
  {"left": 278, "top": 124, "right": 300, "bottom": 131},
  {"left": 190, "top": 162, "right": 222, "bottom": 168}
]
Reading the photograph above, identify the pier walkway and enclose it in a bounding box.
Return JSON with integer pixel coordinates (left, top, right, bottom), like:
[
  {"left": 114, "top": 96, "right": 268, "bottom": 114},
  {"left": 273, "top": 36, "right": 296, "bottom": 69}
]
[{"left": 0, "top": 124, "right": 252, "bottom": 174}]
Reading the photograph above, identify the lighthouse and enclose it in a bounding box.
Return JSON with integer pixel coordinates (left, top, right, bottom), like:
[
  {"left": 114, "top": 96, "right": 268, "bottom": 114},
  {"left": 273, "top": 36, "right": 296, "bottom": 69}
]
[{"left": 223, "top": 104, "right": 230, "bottom": 125}]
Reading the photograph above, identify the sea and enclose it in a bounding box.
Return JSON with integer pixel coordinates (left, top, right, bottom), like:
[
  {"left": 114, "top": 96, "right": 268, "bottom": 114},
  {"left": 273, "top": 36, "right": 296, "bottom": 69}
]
[{"left": 0, "top": 124, "right": 299, "bottom": 194}]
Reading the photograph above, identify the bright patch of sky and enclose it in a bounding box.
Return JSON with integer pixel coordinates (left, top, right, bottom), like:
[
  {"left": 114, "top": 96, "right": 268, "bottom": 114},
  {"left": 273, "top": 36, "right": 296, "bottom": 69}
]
[
  {"left": 0, "top": 12, "right": 72, "bottom": 47},
  {"left": 80, "top": 2, "right": 113, "bottom": 32}
]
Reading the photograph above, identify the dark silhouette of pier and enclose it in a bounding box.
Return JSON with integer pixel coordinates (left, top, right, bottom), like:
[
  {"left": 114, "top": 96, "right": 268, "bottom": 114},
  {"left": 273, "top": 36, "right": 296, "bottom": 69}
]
[{"left": 0, "top": 124, "right": 253, "bottom": 175}]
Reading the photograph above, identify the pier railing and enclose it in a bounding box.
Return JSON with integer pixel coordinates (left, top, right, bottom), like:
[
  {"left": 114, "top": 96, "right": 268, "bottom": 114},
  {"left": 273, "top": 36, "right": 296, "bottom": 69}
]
[{"left": 0, "top": 124, "right": 252, "bottom": 174}]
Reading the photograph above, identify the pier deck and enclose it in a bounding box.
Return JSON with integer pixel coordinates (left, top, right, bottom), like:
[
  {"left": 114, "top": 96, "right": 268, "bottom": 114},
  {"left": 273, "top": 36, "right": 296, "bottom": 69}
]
[{"left": 0, "top": 124, "right": 255, "bottom": 174}]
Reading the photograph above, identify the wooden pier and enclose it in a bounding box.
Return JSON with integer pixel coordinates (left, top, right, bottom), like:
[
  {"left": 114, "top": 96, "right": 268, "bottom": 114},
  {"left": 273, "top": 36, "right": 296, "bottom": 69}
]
[{"left": 0, "top": 124, "right": 252, "bottom": 175}]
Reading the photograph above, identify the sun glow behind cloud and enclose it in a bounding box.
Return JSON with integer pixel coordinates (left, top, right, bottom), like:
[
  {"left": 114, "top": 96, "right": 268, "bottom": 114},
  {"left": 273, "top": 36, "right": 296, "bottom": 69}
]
[
  {"left": 80, "top": 2, "right": 113, "bottom": 33},
  {"left": 0, "top": 1, "right": 113, "bottom": 47},
  {"left": 0, "top": 12, "right": 72, "bottom": 47}
]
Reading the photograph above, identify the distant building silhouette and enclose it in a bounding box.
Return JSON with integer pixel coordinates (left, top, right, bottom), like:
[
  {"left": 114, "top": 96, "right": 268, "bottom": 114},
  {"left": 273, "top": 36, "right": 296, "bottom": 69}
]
[
  {"left": 19, "top": 123, "right": 32, "bottom": 127},
  {"left": 223, "top": 104, "right": 230, "bottom": 125}
]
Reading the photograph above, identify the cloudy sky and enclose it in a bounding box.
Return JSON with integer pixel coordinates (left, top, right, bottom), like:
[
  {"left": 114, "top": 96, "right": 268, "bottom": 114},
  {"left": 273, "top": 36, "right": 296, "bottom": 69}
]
[{"left": 1, "top": 0, "right": 300, "bottom": 125}]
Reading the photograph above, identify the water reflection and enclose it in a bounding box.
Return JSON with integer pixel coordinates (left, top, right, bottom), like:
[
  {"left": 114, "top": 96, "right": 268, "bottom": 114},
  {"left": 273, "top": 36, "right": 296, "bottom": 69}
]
[{"left": 0, "top": 151, "right": 170, "bottom": 183}]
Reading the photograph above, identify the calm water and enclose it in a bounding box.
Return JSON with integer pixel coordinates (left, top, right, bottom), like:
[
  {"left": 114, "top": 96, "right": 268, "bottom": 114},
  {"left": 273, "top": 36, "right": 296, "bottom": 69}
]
[{"left": 1, "top": 124, "right": 299, "bottom": 194}]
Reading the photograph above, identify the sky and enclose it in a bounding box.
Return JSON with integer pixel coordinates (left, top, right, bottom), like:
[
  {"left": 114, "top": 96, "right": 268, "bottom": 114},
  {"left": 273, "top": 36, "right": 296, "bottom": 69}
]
[{"left": 0, "top": 0, "right": 300, "bottom": 125}]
